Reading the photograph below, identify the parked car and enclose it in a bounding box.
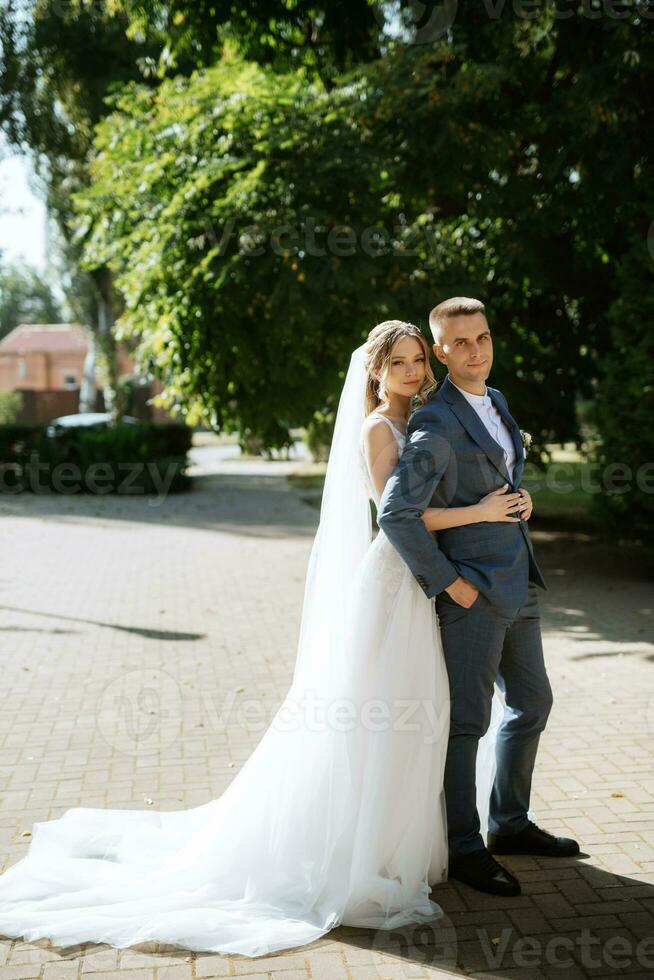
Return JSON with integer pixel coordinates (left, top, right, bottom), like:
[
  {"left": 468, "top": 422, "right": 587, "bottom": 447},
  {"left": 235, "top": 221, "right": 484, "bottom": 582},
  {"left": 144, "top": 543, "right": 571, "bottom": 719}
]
[{"left": 46, "top": 412, "right": 140, "bottom": 438}]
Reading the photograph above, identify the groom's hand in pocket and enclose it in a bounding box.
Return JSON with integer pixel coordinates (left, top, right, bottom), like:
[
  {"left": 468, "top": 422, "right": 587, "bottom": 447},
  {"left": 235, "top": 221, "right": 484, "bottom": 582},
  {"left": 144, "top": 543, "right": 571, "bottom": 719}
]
[{"left": 444, "top": 576, "right": 479, "bottom": 608}]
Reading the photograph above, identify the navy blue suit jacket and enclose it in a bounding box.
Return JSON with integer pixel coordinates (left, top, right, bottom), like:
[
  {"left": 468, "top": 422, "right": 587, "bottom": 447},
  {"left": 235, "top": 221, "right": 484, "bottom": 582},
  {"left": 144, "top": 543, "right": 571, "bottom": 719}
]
[{"left": 377, "top": 375, "right": 546, "bottom": 607}]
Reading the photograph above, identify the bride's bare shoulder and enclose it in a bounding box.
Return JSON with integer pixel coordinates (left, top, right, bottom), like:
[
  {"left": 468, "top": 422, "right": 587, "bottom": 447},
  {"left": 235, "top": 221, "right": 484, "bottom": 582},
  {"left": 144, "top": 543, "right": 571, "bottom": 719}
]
[
  {"left": 361, "top": 413, "right": 396, "bottom": 450},
  {"left": 362, "top": 411, "right": 390, "bottom": 430}
]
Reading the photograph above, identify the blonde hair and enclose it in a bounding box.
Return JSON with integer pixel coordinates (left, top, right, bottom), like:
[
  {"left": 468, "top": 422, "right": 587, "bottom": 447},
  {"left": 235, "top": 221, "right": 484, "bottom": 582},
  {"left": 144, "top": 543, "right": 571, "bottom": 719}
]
[
  {"left": 363, "top": 320, "right": 437, "bottom": 417},
  {"left": 429, "top": 297, "right": 486, "bottom": 343}
]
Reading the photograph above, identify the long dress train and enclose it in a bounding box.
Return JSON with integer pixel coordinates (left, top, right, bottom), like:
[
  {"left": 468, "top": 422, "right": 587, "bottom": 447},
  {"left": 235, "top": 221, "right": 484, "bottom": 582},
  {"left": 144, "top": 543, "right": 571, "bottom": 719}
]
[{"left": 0, "top": 365, "right": 500, "bottom": 958}]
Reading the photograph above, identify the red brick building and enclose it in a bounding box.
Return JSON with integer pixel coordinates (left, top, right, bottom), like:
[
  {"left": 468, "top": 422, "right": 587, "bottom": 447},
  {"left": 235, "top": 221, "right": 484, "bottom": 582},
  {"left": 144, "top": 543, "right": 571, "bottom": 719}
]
[{"left": 0, "top": 323, "right": 167, "bottom": 423}]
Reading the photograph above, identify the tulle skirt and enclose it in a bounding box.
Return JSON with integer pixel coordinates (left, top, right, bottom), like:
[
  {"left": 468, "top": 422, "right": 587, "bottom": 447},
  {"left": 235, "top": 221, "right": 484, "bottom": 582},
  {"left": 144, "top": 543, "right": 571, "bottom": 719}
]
[{"left": 0, "top": 530, "right": 498, "bottom": 957}]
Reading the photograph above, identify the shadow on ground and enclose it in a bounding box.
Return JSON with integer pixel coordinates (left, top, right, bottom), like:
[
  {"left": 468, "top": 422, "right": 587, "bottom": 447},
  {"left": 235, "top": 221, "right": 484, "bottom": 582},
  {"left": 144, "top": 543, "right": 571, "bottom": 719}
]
[
  {"left": 0, "top": 473, "right": 319, "bottom": 539},
  {"left": 334, "top": 855, "right": 654, "bottom": 976},
  {"left": 5, "top": 861, "right": 653, "bottom": 979},
  {"left": 0, "top": 605, "right": 204, "bottom": 642}
]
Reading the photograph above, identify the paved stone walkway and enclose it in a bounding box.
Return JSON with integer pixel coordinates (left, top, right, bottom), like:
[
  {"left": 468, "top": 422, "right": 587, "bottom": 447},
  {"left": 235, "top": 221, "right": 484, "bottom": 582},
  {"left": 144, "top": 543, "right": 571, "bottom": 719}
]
[{"left": 0, "top": 467, "right": 653, "bottom": 979}]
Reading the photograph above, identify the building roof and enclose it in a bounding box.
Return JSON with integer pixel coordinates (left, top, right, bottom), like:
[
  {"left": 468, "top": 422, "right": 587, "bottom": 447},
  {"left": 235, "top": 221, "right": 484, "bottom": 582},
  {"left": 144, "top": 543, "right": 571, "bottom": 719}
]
[{"left": 0, "top": 323, "right": 89, "bottom": 355}]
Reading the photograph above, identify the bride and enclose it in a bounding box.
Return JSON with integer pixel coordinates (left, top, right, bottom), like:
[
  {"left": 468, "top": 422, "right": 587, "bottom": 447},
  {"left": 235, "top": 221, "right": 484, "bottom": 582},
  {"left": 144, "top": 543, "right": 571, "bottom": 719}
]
[{"left": 0, "top": 320, "right": 513, "bottom": 958}]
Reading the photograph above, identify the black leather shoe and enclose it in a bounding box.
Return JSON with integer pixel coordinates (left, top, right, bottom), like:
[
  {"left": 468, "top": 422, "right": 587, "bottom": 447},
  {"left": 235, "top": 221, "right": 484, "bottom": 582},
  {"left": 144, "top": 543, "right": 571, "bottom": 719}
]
[
  {"left": 448, "top": 847, "right": 521, "bottom": 896},
  {"left": 487, "top": 819, "right": 580, "bottom": 857}
]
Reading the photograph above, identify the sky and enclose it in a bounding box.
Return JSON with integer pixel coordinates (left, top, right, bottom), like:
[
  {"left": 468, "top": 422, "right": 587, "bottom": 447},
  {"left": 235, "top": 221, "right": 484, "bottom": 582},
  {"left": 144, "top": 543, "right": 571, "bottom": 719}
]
[{"left": 0, "top": 145, "right": 48, "bottom": 272}]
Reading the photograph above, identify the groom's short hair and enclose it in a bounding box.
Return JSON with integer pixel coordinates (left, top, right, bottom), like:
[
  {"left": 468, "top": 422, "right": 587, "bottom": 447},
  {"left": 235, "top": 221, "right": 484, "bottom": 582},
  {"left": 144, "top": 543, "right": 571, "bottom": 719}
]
[{"left": 429, "top": 297, "right": 486, "bottom": 343}]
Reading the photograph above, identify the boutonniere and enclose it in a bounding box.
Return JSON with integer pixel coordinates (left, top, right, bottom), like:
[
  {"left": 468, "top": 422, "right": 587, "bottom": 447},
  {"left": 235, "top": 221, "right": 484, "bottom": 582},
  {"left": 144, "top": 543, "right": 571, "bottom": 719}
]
[{"left": 520, "top": 430, "right": 532, "bottom": 453}]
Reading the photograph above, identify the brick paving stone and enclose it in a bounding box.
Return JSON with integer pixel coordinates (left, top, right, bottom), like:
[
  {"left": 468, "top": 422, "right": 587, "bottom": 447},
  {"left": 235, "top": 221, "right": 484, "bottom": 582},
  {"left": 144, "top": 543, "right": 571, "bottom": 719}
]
[
  {"left": 0, "top": 471, "right": 652, "bottom": 979},
  {"left": 41, "top": 962, "right": 79, "bottom": 980},
  {"left": 152, "top": 967, "right": 193, "bottom": 980},
  {"left": 194, "top": 957, "right": 231, "bottom": 978},
  {"left": 79, "top": 950, "right": 120, "bottom": 974},
  {"left": 0, "top": 968, "right": 43, "bottom": 980}
]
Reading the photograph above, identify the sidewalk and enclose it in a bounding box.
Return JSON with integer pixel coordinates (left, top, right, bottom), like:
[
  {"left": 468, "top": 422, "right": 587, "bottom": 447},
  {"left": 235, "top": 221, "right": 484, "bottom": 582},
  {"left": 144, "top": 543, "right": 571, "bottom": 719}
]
[{"left": 0, "top": 470, "right": 653, "bottom": 979}]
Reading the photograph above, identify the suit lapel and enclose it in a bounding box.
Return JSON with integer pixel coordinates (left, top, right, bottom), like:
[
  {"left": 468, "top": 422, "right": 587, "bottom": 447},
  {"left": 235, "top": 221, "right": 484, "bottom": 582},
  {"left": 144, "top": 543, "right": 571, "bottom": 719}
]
[
  {"left": 440, "top": 376, "right": 511, "bottom": 483},
  {"left": 488, "top": 389, "right": 525, "bottom": 488},
  {"left": 438, "top": 377, "right": 525, "bottom": 488}
]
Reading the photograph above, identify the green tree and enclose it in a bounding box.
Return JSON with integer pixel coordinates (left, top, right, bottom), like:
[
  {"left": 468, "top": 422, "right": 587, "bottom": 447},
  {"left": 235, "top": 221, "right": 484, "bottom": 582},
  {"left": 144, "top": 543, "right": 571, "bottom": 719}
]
[
  {"left": 74, "top": 13, "right": 649, "bottom": 449},
  {"left": 594, "top": 233, "right": 654, "bottom": 554},
  {"left": 0, "top": 263, "right": 62, "bottom": 340},
  {"left": 74, "top": 57, "right": 393, "bottom": 447},
  {"left": 0, "top": 0, "right": 159, "bottom": 416},
  {"left": 79, "top": 0, "right": 382, "bottom": 85},
  {"left": 0, "top": 388, "right": 22, "bottom": 423},
  {"left": 6, "top": 2, "right": 652, "bottom": 549}
]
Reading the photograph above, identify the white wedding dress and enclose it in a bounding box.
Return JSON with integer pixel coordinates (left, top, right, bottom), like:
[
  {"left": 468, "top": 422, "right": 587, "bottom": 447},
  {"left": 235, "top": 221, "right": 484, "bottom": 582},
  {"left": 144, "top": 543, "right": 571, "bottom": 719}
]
[{"left": 0, "top": 349, "right": 500, "bottom": 958}]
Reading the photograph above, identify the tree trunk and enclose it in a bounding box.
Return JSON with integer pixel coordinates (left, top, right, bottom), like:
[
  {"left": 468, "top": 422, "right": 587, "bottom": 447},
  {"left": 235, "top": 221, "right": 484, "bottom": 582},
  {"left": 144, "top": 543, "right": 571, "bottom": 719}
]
[
  {"left": 78, "top": 330, "right": 97, "bottom": 412},
  {"left": 90, "top": 265, "right": 125, "bottom": 422}
]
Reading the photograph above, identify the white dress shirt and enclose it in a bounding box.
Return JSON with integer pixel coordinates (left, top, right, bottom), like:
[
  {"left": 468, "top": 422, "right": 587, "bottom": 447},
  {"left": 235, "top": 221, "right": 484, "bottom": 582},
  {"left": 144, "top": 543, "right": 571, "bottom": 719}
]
[{"left": 450, "top": 378, "right": 519, "bottom": 482}]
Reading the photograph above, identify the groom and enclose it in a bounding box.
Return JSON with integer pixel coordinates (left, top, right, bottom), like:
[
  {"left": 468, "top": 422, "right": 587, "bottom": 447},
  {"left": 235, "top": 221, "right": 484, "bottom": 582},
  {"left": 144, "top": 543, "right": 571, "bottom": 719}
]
[{"left": 377, "top": 297, "right": 579, "bottom": 897}]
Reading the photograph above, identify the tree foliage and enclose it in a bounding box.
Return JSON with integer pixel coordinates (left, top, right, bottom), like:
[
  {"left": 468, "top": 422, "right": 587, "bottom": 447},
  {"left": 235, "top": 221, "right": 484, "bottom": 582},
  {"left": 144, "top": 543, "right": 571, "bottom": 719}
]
[
  {"left": 71, "top": 0, "right": 382, "bottom": 85},
  {"left": 75, "top": 58, "right": 392, "bottom": 445},
  {"left": 0, "top": 263, "right": 62, "bottom": 341},
  {"left": 74, "top": 9, "right": 653, "bottom": 455},
  {"left": 0, "top": 0, "right": 161, "bottom": 412},
  {"left": 3, "top": 1, "right": 653, "bottom": 546}
]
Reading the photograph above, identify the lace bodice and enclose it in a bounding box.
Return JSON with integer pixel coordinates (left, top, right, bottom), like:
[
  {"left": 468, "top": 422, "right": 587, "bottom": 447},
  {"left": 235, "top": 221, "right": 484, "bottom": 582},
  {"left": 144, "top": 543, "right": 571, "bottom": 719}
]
[{"left": 359, "top": 412, "right": 407, "bottom": 507}]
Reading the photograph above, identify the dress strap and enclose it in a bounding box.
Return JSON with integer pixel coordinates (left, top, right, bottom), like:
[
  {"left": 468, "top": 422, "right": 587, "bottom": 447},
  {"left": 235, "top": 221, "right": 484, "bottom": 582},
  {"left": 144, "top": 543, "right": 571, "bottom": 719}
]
[{"left": 368, "top": 412, "right": 406, "bottom": 441}]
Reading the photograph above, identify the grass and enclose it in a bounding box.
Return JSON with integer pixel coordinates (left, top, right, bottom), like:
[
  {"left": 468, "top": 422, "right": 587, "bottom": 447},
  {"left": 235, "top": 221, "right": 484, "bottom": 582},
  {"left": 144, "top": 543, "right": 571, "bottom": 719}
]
[
  {"left": 286, "top": 471, "right": 327, "bottom": 492},
  {"left": 287, "top": 447, "right": 602, "bottom": 529},
  {"left": 523, "top": 459, "right": 600, "bottom": 528}
]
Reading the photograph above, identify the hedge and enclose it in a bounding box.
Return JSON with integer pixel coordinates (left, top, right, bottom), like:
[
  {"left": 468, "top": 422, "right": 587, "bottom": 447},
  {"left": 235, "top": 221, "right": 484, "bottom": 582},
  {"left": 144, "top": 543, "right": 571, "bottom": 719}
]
[{"left": 0, "top": 421, "right": 192, "bottom": 495}]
